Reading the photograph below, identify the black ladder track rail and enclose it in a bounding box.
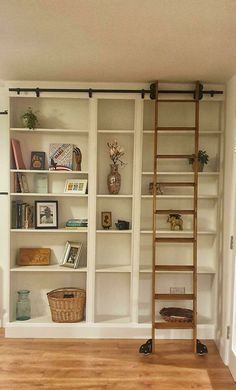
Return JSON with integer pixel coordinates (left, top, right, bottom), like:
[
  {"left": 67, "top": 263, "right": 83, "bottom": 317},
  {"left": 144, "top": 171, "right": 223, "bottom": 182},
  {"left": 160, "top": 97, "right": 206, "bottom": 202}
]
[
  {"left": 9, "top": 84, "right": 223, "bottom": 99},
  {"left": 0, "top": 110, "right": 8, "bottom": 115}
]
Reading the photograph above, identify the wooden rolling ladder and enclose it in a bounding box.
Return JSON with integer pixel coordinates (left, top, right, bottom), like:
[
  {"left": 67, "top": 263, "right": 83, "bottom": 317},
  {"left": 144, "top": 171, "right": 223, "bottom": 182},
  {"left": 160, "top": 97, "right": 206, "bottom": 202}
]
[{"left": 139, "top": 81, "right": 208, "bottom": 355}]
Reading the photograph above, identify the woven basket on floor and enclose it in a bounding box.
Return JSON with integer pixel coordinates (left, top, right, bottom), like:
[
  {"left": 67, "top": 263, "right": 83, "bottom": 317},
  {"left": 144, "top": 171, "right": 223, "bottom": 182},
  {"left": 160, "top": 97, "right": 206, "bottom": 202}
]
[
  {"left": 159, "top": 307, "right": 193, "bottom": 323},
  {"left": 47, "top": 287, "right": 86, "bottom": 323}
]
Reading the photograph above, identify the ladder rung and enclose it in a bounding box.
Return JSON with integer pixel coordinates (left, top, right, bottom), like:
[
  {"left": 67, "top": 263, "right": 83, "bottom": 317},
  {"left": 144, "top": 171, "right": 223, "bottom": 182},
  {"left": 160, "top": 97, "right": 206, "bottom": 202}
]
[
  {"left": 156, "top": 154, "right": 195, "bottom": 159},
  {"left": 155, "top": 209, "right": 195, "bottom": 215},
  {"left": 157, "top": 126, "right": 196, "bottom": 131},
  {"left": 156, "top": 99, "right": 196, "bottom": 103},
  {"left": 155, "top": 265, "right": 195, "bottom": 272},
  {"left": 155, "top": 238, "right": 195, "bottom": 243},
  {"left": 155, "top": 293, "right": 195, "bottom": 300},
  {"left": 155, "top": 322, "right": 194, "bottom": 329},
  {"left": 157, "top": 182, "right": 195, "bottom": 187}
]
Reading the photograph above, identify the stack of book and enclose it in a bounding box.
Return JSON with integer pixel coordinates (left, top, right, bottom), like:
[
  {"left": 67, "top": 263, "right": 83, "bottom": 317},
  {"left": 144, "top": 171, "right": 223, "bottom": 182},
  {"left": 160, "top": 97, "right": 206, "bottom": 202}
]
[
  {"left": 11, "top": 201, "right": 34, "bottom": 229},
  {"left": 65, "top": 219, "right": 88, "bottom": 229}
]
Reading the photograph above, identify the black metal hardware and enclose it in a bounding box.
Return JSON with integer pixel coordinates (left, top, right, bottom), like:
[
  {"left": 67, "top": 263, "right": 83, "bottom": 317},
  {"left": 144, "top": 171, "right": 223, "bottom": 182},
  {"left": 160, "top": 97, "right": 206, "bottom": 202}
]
[
  {"left": 139, "top": 339, "right": 152, "bottom": 355},
  {"left": 9, "top": 84, "right": 223, "bottom": 99},
  {"left": 196, "top": 339, "right": 208, "bottom": 355},
  {"left": 0, "top": 110, "right": 8, "bottom": 115},
  {"left": 9, "top": 87, "right": 150, "bottom": 99},
  {"left": 0, "top": 192, "right": 8, "bottom": 195}
]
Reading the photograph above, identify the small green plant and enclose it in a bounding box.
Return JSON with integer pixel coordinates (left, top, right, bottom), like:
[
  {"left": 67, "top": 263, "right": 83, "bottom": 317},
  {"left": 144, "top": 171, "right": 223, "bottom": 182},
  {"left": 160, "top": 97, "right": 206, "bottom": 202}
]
[
  {"left": 189, "top": 150, "right": 209, "bottom": 165},
  {"left": 22, "top": 107, "right": 38, "bottom": 129}
]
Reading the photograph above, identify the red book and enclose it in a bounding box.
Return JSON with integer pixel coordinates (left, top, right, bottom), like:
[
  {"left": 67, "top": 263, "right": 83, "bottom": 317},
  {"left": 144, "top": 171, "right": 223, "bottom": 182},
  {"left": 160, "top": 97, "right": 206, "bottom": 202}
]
[{"left": 11, "top": 139, "right": 26, "bottom": 170}]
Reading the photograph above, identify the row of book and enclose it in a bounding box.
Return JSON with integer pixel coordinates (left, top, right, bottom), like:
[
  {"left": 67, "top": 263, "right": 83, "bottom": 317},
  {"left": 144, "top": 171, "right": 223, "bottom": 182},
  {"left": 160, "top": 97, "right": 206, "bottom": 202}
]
[{"left": 11, "top": 201, "right": 34, "bottom": 229}]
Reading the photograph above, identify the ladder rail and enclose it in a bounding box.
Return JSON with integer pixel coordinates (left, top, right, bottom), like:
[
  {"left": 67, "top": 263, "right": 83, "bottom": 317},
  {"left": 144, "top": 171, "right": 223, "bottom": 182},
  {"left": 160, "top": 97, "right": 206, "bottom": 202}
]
[
  {"left": 152, "top": 81, "right": 159, "bottom": 352},
  {"left": 192, "top": 82, "right": 200, "bottom": 352},
  {"left": 152, "top": 81, "right": 199, "bottom": 354}
]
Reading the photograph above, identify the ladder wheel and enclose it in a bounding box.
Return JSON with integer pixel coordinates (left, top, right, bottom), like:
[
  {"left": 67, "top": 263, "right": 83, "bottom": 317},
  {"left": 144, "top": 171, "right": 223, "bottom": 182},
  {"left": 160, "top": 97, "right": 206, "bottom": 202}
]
[
  {"left": 139, "top": 339, "right": 152, "bottom": 355},
  {"left": 196, "top": 339, "right": 208, "bottom": 355}
]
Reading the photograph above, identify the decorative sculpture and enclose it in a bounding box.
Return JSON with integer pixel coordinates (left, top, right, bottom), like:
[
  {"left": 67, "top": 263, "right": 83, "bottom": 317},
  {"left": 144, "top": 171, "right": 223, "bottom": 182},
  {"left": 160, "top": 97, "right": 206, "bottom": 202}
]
[{"left": 167, "top": 213, "right": 183, "bottom": 231}]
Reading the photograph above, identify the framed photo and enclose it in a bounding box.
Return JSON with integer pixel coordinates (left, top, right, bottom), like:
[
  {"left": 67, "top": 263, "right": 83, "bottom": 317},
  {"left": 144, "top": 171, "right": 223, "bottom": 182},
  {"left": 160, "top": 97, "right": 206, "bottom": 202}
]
[
  {"left": 30, "top": 151, "right": 46, "bottom": 170},
  {"left": 35, "top": 200, "right": 58, "bottom": 229},
  {"left": 64, "top": 179, "right": 87, "bottom": 194},
  {"left": 101, "top": 211, "right": 112, "bottom": 229},
  {"left": 60, "top": 241, "right": 83, "bottom": 269}
]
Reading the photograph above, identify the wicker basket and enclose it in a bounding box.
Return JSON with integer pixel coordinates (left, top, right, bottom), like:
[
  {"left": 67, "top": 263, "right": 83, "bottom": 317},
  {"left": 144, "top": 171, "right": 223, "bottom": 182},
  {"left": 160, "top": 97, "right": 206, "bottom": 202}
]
[
  {"left": 160, "top": 307, "right": 193, "bottom": 323},
  {"left": 47, "top": 287, "right": 86, "bottom": 323}
]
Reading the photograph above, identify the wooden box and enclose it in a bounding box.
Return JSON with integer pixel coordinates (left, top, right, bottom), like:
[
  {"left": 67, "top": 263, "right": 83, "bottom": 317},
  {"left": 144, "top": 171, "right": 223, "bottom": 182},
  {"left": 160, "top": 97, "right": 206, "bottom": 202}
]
[{"left": 18, "top": 248, "right": 51, "bottom": 266}]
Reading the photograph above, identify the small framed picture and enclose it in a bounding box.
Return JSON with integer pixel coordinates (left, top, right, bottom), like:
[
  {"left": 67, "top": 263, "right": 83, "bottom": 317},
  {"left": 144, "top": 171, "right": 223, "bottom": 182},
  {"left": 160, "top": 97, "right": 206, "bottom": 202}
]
[
  {"left": 64, "top": 179, "right": 87, "bottom": 194},
  {"left": 101, "top": 211, "right": 112, "bottom": 229},
  {"left": 60, "top": 241, "right": 83, "bottom": 269},
  {"left": 30, "top": 151, "right": 46, "bottom": 170},
  {"left": 35, "top": 200, "right": 58, "bottom": 229}
]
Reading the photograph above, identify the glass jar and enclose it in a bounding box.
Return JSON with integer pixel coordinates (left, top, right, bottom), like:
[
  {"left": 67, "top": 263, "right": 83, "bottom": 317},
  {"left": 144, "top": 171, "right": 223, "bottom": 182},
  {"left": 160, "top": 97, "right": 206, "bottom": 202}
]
[{"left": 16, "top": 290, "right": 31, "bottom": 320}]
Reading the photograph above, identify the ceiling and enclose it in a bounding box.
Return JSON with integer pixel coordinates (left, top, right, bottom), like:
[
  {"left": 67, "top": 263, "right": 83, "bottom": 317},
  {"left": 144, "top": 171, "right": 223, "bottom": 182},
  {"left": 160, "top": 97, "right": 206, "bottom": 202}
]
[{"left": 1, "top": 0, "right": 236, "bottom": 83}]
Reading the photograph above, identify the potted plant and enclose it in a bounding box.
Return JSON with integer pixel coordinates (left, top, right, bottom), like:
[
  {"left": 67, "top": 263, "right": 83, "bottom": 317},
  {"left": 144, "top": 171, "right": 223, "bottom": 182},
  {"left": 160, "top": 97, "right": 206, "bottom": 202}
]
[
  {"left": 189, "top": 150, "right": 209, "bottom": 172},
  {"left": 22, "top": 107, "right": 38, "bottom": 130}
]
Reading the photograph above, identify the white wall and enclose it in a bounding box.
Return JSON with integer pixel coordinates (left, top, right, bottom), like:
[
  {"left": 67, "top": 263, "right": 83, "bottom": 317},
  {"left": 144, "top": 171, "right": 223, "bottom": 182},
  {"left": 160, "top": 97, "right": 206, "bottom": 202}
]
[{"left": 218, "top": 75, "right": 236, "bottom": 364}]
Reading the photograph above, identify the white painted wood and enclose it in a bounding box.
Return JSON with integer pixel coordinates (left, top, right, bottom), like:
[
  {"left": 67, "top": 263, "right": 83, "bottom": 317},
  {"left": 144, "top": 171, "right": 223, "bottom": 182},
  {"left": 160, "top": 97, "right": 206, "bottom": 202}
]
[
  {"left": 130, "top": 99, "right": 143, "bottom": 323},
  {"left": 4, "top": 81, "right": 224, "bottom": 340},
  {"left": 86, "top": 98, "right": 97, "bottom": 323}
]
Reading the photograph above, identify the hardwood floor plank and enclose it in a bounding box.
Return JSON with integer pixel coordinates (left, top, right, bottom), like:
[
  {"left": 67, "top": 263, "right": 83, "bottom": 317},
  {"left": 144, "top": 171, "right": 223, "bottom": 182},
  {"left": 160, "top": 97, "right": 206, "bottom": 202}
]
[{"left": 0, "top": 337, "right": 234, "bottom": 390}]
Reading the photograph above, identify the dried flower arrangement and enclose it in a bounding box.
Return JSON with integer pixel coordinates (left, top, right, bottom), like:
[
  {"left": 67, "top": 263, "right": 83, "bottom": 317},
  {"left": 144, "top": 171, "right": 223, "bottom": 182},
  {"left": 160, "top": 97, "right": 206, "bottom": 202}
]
[{"left": 107, "top": 140, "right": 126, "bottom": 167}]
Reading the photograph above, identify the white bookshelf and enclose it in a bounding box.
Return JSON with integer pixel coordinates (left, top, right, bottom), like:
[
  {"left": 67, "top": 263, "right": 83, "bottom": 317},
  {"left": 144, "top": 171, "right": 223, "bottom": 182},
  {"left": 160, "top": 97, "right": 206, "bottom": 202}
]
[{"left": 4, "top": 82, "right": 224, "bottom": 340}]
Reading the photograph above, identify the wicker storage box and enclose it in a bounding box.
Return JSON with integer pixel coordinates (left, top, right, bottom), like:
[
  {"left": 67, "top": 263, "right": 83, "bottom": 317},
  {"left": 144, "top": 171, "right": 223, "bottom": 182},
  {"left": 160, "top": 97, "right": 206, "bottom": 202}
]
[{"left": 47, "top": 287, "right": 86, "bottom": 323}]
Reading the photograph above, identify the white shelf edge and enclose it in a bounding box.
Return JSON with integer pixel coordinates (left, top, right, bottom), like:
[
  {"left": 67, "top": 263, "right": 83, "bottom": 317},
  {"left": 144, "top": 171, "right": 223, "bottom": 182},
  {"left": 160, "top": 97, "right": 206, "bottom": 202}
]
[
  {"left": 10, "top": 128, "right": 89, "bottom": 133},
  {"left": 96, "top": 194, "right": 133, "bottom": 198},
  {"left": 11, "top": 228, "right": 88, "bottom": 233},
  {"left": 143, "top": 130, "right": 223, "bottom": 134},
  {"left": 140, "top": 230, "right": 216, "bottom": 235},
  {"left": 96, "top": 229, "right": 133, "bottom": 234},
  {"left": 142, "top": 171, "right": 220, "bottom": 175},
  {"left": 139, "top": 266, "right": 216, "bottom": 274},
  {"left": 10, "top": 169, "right": 88, "bottom": 174},
  {"left": 98, "top": 130, "right": 134, "bottom": 134},
  {"left": 10, "top": 193, "right": 88, "bottom": 197},
  {"left": 141, "top": 195, "right": 218, "bottom": 199},
  {"left": 96, "top": 265, "right": 131, "bottom": 273},
  {"left": 10, "top": 265, "right": 87, "bottom": 272}
]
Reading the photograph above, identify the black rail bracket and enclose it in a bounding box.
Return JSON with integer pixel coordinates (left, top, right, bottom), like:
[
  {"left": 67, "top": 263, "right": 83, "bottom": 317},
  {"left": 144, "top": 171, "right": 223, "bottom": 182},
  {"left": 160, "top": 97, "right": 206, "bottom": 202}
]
[
  {"left": 0, "top": 110, "right": 8, "bottom": 115},
  {"left": 150, "top": 83, "right": 156, "bottom": 100}
]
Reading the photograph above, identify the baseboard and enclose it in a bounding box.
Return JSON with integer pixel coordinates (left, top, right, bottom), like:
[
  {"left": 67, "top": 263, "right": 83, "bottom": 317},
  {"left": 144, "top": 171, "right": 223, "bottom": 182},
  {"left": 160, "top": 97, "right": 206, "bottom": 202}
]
[{"left": 5, "top": 323, "right": 215, "bottom": 339}]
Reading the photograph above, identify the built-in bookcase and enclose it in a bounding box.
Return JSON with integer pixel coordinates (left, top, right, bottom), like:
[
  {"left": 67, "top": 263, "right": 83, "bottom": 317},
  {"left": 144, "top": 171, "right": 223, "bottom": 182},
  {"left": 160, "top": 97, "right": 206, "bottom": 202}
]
[{"left": 3, "top": 82, "right": 224, "bottom": 339}]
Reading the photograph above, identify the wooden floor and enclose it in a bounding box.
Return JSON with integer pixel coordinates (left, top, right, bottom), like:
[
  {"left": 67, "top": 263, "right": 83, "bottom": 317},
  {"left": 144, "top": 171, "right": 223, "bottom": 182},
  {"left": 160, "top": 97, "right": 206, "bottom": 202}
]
[{"left": 0, "top": 333, "right": 235, "bottom": 389}]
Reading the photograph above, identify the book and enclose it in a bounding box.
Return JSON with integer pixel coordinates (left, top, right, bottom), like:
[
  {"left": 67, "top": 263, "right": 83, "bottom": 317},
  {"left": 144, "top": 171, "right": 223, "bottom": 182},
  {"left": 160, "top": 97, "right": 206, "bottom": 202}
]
[
  {"left": 65, "top": 218, "right": 88, "bottom": 227},
  {"left": 30, "top": 151, "right": 46, "bottom": 170},
  {"left": 17, "top": 173, "right": 29, "bottom": 193},
  {"left": 11, "top": 139, "right": 26, "bottom": 169},
  {"left": 49, "top": 144, "right": 73, "bottom": 171}
]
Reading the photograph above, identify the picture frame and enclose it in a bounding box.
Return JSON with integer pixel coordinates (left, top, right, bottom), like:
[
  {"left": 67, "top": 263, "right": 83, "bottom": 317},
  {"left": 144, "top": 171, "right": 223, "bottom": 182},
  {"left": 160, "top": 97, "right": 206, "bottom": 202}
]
[
  {"left": 101, "top": 211, "right": 112, "bottom": 229},
  {"left": 30, "top": 151, "right": 46, "bottom": 170},
  {"left": 35, "top": 200, "right": 58, "bottom": 229},
  {"left": 60, "top": 241, "right": 83, "bottom": 269},
  {"left": 64, "top": 179, "right": 87, "bottom": 194}
]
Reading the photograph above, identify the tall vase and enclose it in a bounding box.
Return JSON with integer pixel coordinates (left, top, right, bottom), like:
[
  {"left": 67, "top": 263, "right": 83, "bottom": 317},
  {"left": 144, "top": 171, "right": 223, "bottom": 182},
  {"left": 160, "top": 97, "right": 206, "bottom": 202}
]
[{"left": 107, "top": 164, "right": 121, "bottom": 194}]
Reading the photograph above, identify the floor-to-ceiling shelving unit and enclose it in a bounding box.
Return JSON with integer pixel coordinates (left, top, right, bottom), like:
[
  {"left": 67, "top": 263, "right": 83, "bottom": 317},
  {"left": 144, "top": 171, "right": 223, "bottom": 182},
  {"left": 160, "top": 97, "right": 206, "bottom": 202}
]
[{"left": 2, "top": 81, "right": 224, "bottom": 339}]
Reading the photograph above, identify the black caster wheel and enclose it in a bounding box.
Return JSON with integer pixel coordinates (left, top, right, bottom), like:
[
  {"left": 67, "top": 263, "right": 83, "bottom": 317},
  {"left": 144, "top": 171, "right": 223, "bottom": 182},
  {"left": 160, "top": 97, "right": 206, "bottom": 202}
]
[
  {"left": 197, "top": 339, "right": 208, "bottom": 355},
  {"left": 139, "top": 339, "right": 152, "bottom": 355}
]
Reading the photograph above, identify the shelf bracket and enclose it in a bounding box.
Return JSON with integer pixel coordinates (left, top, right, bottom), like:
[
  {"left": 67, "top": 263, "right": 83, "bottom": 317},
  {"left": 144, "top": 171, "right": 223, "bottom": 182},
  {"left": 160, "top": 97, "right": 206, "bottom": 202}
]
[{"left": 0, "top": 110, "right": 8, "bottom": 115}]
